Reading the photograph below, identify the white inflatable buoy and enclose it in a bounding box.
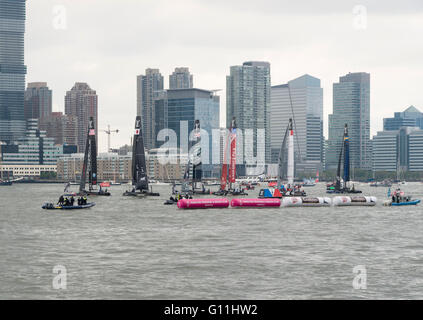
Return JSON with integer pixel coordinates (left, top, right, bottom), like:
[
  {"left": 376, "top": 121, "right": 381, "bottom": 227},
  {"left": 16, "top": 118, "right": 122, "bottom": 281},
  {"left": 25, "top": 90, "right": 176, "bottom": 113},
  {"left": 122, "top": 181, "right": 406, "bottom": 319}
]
[
  {"left": 282, "top": 197, "right": 332, "bottom": 207},
  {"left": 333, "top": 196, "right": 377, "bottom": 206}
]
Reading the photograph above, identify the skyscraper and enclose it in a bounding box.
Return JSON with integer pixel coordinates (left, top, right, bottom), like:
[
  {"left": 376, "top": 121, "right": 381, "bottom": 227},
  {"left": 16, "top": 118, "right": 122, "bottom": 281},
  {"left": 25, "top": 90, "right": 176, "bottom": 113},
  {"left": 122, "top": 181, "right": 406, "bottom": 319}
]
[
  {"left": 271, "top": 74, "right": 324, "bottom": 172},
  {"left": 24, "top": 82, "right": 52, "bottom": 121},
  {"left": 65, "top": 83, "right": 98, "bottom": 152},
  {"left": 0, "top": 0, "right": 27, "bottom": 143},
  {"left": 137, "top": 69, "right": 164, "bottom": 150},
  {"left": 226, "top": 61, "right": 271, "bottom": 174},
  {"left": 327, "top": 72, "right": 371, "bottom": 170},
  {"left": 154, "top": 88, "right": 220, "bottom": 177},
  {"left": 169, "top": 67, "right": 193, "bottom": 89}
]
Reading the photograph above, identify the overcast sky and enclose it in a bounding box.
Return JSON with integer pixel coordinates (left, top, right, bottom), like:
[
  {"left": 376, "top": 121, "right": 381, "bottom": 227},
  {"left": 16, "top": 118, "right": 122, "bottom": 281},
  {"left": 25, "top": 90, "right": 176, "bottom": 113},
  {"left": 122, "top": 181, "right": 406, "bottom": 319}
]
[{"left": 25, "top": 0, "right": 423, "bottom": 152}]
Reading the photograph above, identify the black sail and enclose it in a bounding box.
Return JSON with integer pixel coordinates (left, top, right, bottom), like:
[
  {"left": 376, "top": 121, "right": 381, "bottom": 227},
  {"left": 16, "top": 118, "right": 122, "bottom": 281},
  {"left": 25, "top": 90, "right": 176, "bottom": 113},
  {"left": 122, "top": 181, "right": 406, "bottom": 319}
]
[
  {"left": 132, "top": 116, "right": 148, "bottom": 191},
  {"left": 192, "top": 120, "right": 202, "bottom": 183},
  {"left": 79, "top": 117, "right": 97, "bottom": 193}
]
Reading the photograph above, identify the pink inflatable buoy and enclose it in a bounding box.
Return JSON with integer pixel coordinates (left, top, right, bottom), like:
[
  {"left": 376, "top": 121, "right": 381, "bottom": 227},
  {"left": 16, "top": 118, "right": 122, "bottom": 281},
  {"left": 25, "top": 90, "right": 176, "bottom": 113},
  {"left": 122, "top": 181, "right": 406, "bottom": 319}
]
[
  {"left": 177, "top": 198, "right": 230, "bottom": 209},
  {"left": 231, "top": 198, "right": 281, "bottom": 208}
]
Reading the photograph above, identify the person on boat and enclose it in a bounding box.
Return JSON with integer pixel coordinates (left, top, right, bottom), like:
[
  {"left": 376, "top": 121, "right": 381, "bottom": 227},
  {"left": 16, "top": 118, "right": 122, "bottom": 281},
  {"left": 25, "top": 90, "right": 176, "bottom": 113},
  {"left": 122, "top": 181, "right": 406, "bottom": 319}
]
[
  {"left": 82, "top": 196, "right": 87, "bottom": 205},
  {"left": 58, "top": 195, "right": 64, "bottom": 205},
  {"left": 70, "top": 196, "right": 75, "bottom": 206}
]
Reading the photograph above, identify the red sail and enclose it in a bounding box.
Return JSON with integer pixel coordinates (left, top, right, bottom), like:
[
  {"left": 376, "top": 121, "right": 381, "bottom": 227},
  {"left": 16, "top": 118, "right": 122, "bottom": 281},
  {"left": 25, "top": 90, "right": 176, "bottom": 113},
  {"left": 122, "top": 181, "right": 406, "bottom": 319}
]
[{"left": 229, "top": 128, "right": 236, "bottom": 183}]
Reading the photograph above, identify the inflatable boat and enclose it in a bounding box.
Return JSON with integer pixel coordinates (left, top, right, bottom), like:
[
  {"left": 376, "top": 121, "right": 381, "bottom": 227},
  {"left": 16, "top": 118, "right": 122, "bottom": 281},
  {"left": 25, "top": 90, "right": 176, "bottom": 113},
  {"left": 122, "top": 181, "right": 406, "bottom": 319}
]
[{"left": 42, "top": 202, "right": 95, "bottom": 210}]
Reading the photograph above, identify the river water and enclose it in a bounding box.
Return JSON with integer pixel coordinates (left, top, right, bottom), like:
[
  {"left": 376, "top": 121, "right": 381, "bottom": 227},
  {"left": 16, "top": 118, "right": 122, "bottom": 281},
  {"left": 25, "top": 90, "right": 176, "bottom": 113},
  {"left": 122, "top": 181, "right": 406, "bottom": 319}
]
[{"left": 0, "top": 182, "right": 423, "bottom": 299}]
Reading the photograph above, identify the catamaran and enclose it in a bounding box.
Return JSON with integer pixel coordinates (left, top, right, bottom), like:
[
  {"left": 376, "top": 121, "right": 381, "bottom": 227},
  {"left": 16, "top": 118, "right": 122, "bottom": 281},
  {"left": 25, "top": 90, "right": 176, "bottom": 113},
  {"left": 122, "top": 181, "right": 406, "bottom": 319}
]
[
  {"left": 123, "top": 116, "right": 160, "bottom": 197},
  {"left": 326, "top": 124, "right": 362, "bottom": 194},
  {"left": 213, "top": 117, "right": 247, "bottom": 196},
  {"left": 259, "top": 118, "right": 306, "bottom": 198},
  {"left": 79, "top": 117, "right": 110, "bottom": 196}
]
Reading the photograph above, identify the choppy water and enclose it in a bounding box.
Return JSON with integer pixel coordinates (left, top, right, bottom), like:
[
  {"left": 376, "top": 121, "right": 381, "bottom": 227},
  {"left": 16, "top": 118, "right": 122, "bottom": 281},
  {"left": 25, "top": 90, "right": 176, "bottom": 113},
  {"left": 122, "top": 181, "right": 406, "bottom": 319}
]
[{"left": 1, "top": 182, "right": 423, "bottom": 299}]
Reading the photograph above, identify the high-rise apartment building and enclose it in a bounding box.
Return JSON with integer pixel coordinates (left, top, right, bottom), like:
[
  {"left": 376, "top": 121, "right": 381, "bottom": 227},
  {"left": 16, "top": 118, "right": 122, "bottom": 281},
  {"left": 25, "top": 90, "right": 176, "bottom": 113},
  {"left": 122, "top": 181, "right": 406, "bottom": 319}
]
[
  {"left": 137, "top": 69, "right": 164, "bottom": 150},
  {"left": 327, "top": 72, "right": 371, "bottom": 170},
  {"left": 0, "top": 0, "right": 27, "bottom": 143},
  {"left": 169, "top": 67, "right": 193, "bottom": 89},
  {"left": 65, "top": 83, "right": 98, "bottom": 152},
  {"left": 39, "top": 112, "right": 78, "bottom": 146},
  {"left": 226, "top": 61, "right": 271, "bottom": 174},
  {"left": 24, "top": 82, "right": 52, "bottom": 121},
  {"left": 270, "top": 74, "right": 324, "bottom": 172}
]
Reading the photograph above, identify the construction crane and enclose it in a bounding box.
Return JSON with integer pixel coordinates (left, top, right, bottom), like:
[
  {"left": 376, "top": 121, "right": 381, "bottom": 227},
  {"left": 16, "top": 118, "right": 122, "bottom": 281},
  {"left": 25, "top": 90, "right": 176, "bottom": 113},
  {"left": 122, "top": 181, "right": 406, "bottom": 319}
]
[{"left": 103, "top": 125, "right": 119, "bottom": 152}]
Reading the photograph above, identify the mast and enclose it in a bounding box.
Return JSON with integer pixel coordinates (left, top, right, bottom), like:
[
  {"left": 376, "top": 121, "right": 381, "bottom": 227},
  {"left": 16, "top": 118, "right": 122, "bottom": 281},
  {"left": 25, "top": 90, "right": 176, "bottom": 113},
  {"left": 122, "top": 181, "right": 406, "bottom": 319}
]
[
  {"left": 277, "top": 125, "right": 289, "bottom": 189},
  {"left": 229, "top": 117, "right": 237, "bottom": 189},
  {"left": 287, "top": 118, "right": 294, "bottom": 186},
  {"left": 132, "top": 116, "right": 149, "bottom": 191}
]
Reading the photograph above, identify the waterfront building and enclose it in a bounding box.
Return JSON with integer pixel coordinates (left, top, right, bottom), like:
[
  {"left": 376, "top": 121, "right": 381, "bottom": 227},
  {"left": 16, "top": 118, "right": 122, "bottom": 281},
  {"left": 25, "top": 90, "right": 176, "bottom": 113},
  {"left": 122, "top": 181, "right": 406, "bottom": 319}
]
[
  {"left": 169, "top": 67, "right": 193, "bottom": 89},
  {"left": 226, "top": 61, "right": 271, "bottom": 173},
  {"left": 327, "top": 72, "right": 371, "bottom": 170},
  {"left": 383, "top": 106, "right": 423, "bottom": 131},
  {"left": 0, "top": 0, "right": 27, "bottom": 143},
  {"left": 270, "top": 74, "right": 324, "bottom": 172},
  {"left": 372, "top": 127, "right": 423, "bottom": 172},
  {"left": 0, "top": 119, "right": 69, "bottom": 168},
  {"left": 64, "top": 83, "right": 98, "bottom": 152},
  {"left": 137, "top": 69, "right": 164, "bottom": 150},
  {"left": 24, "top": 82, "right": 52, "bottom": 121}
]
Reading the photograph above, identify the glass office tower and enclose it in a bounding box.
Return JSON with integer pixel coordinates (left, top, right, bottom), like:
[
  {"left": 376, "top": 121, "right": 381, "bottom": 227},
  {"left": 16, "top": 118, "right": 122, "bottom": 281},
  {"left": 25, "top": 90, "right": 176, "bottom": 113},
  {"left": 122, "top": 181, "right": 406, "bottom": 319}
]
[{"left": 0, "top": 0, "right": 27, "bottom": 143}]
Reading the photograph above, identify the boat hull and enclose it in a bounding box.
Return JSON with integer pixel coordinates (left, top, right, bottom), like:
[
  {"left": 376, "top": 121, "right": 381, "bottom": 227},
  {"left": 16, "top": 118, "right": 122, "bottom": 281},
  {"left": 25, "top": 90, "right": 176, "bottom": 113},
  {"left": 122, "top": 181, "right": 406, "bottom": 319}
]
[
  {"left": 385, "top": 199, "right": 421, "bottom": 206},
  {"left": 42, "top": 202, "right": 95, "bottom": 210}
]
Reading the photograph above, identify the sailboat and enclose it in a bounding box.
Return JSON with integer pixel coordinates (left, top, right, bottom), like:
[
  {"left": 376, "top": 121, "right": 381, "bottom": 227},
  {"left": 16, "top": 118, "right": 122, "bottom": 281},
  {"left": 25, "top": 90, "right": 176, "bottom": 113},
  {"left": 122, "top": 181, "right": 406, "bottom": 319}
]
[
  {"left": 259, "top": 118, "right": 306, "bottom": 198},
  {"left": 213, "top": 117, "right": 247, "bottom": 196},
  {"left": 326, "top": 124, "right": 361, "bottom": 194},
  {"left": 123, "top": 116, "right": 160, "bottom": 197},
  {"left": 79, "top": 117, "right": 110, "bottom": 196},
  {"left": 190, "top": 120, "right": 210, "bottom": 195}
]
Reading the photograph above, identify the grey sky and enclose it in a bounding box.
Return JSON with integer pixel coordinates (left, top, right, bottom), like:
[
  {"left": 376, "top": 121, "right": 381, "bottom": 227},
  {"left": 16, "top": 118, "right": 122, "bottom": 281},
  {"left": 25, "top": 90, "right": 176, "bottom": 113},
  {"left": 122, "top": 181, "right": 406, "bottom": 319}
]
[{"left": 26, "top": 0, "right": 423, "bottom": 152}]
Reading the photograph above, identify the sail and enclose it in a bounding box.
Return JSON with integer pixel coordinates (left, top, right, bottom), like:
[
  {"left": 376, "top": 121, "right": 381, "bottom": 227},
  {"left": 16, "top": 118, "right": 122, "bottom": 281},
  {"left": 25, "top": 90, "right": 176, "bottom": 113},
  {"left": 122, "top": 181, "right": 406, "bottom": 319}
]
[
  {"left": 229, "top": 117, "right": 237, "bottom": 184},
  {"left": 192, "top": 120, "right": 202, "bottom": 183},
  {"left": 79, "top": 117, "right": 96, "bottom": 193},
  {"left": 88, "top": 118, "right": 97, "bottom": 189},
  {"left": 287, "top": 118, "right": 294, "bottom": 186},
  {"left": 343, "top": 124, "right": 350, "bottom": 184},
  {"left": 132, "top": 116, "right": 149, "bottom": 191}
]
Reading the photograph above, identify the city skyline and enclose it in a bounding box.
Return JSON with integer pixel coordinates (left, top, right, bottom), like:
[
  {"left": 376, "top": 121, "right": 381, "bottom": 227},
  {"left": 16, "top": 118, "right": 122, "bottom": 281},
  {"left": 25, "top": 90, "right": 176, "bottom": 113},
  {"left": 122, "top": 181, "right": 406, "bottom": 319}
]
[{"left": 24, "top": 0, "right": 423, "bottom": 152}]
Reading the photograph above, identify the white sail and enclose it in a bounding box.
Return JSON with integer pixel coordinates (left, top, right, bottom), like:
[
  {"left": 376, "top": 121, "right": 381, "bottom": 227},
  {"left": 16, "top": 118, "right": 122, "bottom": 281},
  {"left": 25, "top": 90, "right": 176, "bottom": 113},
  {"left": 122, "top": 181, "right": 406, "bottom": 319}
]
[{"left": 287, "top": 119, "right": 294, "bottom": 186}]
